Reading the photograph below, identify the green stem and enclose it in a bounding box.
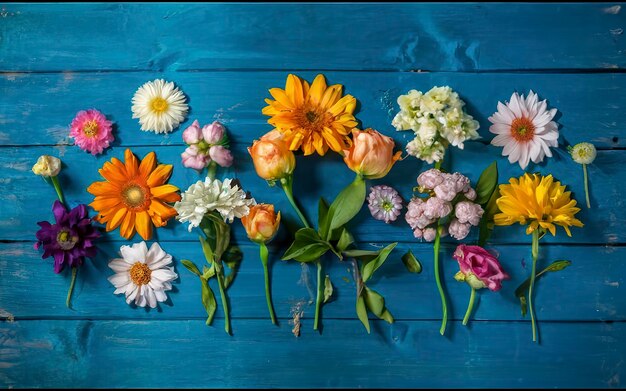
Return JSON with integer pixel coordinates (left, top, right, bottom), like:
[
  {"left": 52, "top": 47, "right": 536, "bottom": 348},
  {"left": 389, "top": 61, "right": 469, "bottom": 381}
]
[
  {"left": 50, "top": 176, "right": 65, "bottom": 205},
  {"left": 462, "top": 288, "right": 476, "bottom": 326},
  {"left": 66, "top": 267, "right": 78, "bottom": 309},
  {"left": 259, "top": 243, "right": 277, "bottom": 325},
  {"left": 583, "top": 164, "right": 591, "bottom": 208},
  {"left": 529, "top": 229, "right": 540, "bottom": 343},
  {"left": 207, "top": 161, "right": 217, "bottom": 181},
  {"left": 280, "top": 175, "right": 311, "bottom": 228},
  {"left": 313, "top": 260, "right": 323, "bottom": 331},
  {"left": 434, "top": 223, "right": 448, "bottom": 336},
  {"left": 434, "top": 160, "right": 442, "bottom": 170},
  {"left": 215, "top": 263, "right": 231, "bottom": 335}
]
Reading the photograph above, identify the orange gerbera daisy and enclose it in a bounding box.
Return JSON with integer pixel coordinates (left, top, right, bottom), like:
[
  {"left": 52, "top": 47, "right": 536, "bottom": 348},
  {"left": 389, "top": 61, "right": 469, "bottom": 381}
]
[
  {"left": 262, "top": 74, "right": 359, "bottom": 156},
  {"left": 87, "top": 149, "right": 181, "bottom": 240}
]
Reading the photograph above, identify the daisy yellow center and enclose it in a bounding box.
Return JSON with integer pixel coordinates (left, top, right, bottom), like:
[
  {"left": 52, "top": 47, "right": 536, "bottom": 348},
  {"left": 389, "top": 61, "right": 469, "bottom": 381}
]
[
  {"left": 122, "top": 184, "right": 148, "bottom": 208},
  {"left": 510, "top": 117, "right": 535, "bottom": 142},
  {"left": 150, "top": 97, "right": 169, "bottom": 114},
  {"left": 82, "top": 120, "right": 99, "bottom": 137},
  {"left": 129, "top": 262, "right": 151, "bottom": 285}
]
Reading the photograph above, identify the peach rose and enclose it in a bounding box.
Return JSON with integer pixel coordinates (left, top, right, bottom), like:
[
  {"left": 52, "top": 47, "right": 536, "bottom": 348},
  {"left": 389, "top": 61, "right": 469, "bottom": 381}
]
[
  {"left": 241, "top": 204, "right": 281, "bottom": 243},
  {"left": 343, "top": 128, "right": 401, "bottom": 179},
  {"left": 248, "top": 130, "right": 296, "bottom": 181}
]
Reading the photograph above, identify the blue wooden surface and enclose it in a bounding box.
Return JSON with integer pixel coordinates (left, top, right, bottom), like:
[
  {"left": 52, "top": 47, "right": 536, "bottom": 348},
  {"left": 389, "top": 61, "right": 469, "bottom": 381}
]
[{"left": 0, "top": 2, "right": 624, "bottom": 388}]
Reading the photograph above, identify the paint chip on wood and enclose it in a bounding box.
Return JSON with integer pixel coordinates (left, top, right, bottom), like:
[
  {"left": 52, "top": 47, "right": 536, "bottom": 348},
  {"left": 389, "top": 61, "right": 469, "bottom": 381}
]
[{"left": 603, "top": 5, "right": 621, "bottom": 14}]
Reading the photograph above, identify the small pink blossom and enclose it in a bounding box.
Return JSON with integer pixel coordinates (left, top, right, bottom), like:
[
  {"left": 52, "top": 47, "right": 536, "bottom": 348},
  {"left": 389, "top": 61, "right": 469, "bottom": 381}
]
[
  {"left": 367, "top": 185, "right": 403, "bottom": 223},
  {"left": 69, "top": 109, "right": 114, "bottom": 155},
  {"left": 455, "top": 201, "right": 484, "bottom": 226},
  {"left": 453, "top": 244, "right": 510, "bottom": 291},
  {"left": 423, "top": 227, "right": 437, "bottom": 241},
  {"left": 181, "top": 145, "right": 209, "bottom": 170},
  {"left": 464, "top": 188, "right": 477, "bottom": 201},
  {"left": 417, "top": 168, "right": 444, "bottom": 190},
  {"left": 450, "top": 172, "right": 471, "bottom": 193},
  {"left": 448, "top": 218, "right": 471, "bottom": 240},
  {"left": 405, "top": 198, "right": 435, "bottom": 231},
  {"left": 209, "top": 145, "right": 233, "bottom": 168},
  {"left": 412, "top": 227, "right": 423, "bottom": 239},
  {"left": 182, "top": 120, "right": 203, "bottom": 144},
  {"left": 423, "top": 196, "right": 452, "bottom": 219},
  {"left": 202, "top": 121, "right": 225, "bottom": 144}
]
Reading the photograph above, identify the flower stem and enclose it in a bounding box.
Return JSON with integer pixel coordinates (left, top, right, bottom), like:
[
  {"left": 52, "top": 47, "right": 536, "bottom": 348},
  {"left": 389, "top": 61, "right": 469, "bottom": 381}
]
[
  {"left": 66, "top": 266, "right": 78, "bottom": 309},
  {"left": 207, "top": 161, "right": 217, "bottom": 181},
  {"left": 434, "top": 223, "right": 448, "bottom": 336},
  {"left": 434, "top": 160, "right": 442, "bottom": 170},
  {"left": 259, "top": 243, "right": 277, "bottom": 325},
  {"left": 280, "top": 175, "right": 311, "bottom": 229},
  {"left": 462, "top": 288, "right": 476, "bottom": 326},
  {"left": 583, "top": 164, "right": 591, "bottom": 208},
  {"left": 313, "top": 260, "right": 323, "bottom": 331},
  {"left": 529, "top": 229, "right": 540, "bottom": 343},
  {"left": 51, "top": 176, "right": 65, "bottom": 206},
  {"left": 215, "top": 263, "right": 231, "bottom": 335}
]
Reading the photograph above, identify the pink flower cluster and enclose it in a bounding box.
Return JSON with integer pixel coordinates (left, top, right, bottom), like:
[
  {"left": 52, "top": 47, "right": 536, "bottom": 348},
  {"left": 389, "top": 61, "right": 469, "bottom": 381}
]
[
  {"left": 181, "top": 120, "right": 233, "bottom": 170},
  {"left": 405, "top": 168, "right": 484, "bottom": 242}
]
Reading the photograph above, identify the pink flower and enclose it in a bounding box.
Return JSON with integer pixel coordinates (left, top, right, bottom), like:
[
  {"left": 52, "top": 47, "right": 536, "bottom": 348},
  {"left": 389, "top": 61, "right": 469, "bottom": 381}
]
[
  {"left": 433, "top": 179, "right": 458, "bottom": 201},
  {"left": 182, "top": 120, "right": 203, "bottom": 144},
  {"left": 452, "top": 244, "right": 510, "bottom": 291},
  {"left": 423, "top": 227, "right": 437, "bottom": 241},
  {"left": 417, "top": 168, "right": 444, "bottom": 190},
  {"left": 181, "top": 145, "right": 209, "bottom": 170},
  {"left": 450, "top": 172, "right": 470, "bottom": 193},
  {"left": 464, "top": 188, "right": 477, "bottom": 201},
  {"left": 455, "top": 201, "right": 484, "bottom": 226},
  {"left": 209, "top": 145, "right": 233, "bottom": 168},
  {"left": 405, "top": 198, "right": 435, "bottom": 231},
  {"left": 69, "top": 109, "right": 114, "bottom": 155},
  {"left": 202, "top": 121, "right": 225, "bottom": 144},
  {"left": 423, "top": 197, "right": 452, "bottom": 219},
  {"left": 448, "top": 218, "right": 471, "bottom": 240}
]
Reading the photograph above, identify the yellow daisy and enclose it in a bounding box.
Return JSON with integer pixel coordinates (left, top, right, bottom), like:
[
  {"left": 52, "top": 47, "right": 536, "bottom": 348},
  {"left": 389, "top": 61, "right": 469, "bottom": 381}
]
[{"left": 262, "top": 74, "right": 358, "bottom": 156}]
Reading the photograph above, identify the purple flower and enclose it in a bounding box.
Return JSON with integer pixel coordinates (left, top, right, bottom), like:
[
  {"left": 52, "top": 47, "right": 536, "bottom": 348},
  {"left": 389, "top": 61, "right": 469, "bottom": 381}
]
[
  {"left": 35, "top": 200, "right": 100, "bottom": 273},
  {"left": 367, "top": 185, "right": 403, "bottom": 223}
]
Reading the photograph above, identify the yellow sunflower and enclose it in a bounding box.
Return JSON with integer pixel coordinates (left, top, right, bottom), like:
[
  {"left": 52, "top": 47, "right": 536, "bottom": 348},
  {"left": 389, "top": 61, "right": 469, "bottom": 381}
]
[
  {"left": 262, "top": 74, "right": 359, "bottom": 156},
  {"left": 87, "top": 149, "right": 181, "bottom": 240},
  {"left": 494, "top": 173, "right": 583, "bottom": 236}
]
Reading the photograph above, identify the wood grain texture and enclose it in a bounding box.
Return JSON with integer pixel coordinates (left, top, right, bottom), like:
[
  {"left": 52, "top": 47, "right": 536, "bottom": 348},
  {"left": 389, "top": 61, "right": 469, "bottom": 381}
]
[
  {"left": 0, "top": 319, "right": 623, "bottom": 388},
  {"left": 0, "top": 3, "right": 625, "bottom": 72}
]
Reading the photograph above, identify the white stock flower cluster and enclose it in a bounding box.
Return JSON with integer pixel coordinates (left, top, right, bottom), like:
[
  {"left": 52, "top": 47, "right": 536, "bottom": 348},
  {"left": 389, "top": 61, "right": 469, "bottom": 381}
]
[{"left": 392, "top": 86, "right": 480, "bottom": 163}]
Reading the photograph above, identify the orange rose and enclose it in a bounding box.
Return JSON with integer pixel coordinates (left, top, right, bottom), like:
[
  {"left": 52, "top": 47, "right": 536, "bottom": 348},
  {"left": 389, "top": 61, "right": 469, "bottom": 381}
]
[
  {"left": 343, "top": 128, "right": 402, "bottom": 179},
  {"left": 248, "top": 130, "right": 296, "bottom": 181},
  {"left": 241, "top": 204, "right": 281, "bottom": 243}
]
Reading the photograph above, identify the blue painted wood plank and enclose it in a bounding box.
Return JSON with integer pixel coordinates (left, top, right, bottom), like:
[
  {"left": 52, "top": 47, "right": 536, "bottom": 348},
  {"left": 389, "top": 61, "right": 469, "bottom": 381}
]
[
  {"left": 1, "top": 3, "right": 625, "bottom": 72},
  {"left": 1, "top": 71, "right": 624, "bottom": 149},
  {"left": 0, "top": 319, "right": 623, "bottom": 388},
  {"left": 0, "top": 145, "right": 621, "bottom": 245},
  {"left": 0, "top": 241, "right": 622, "bottom": 322}
]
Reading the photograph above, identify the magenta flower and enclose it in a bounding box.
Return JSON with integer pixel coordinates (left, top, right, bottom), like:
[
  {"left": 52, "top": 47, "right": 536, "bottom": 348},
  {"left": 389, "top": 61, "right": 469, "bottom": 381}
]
[
  {"left": 69, "top": 109, "right": 114, "bottom": 155},
  {"left": 367, "top": 185, "right": 403, "bottom": 223}
]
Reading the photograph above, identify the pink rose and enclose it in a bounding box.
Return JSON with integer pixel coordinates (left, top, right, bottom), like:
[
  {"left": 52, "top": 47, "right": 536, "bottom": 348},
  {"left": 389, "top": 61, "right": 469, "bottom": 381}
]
[
  {"left": 209, "top": 145, "right": 233, "bottom": 168},
  {"left": 455, "top": 201, "right": 484, "bottom": 226},
  {"left": 202, "top": 121, "right": 225, "bottom": 144},
  {"left": 452, "top": 244, "right": 510, "bottom": 291},
  {"left": 417, "top": 168, "right": 444, "bottom": 190},
  {"left": 182, "top": 120, "right": 202, "bottom": 144},
  {"left": 423, "top": 196, "right": 452, "bottom": 219},
  {"left": 448, "top": 218, "right": 471, "bottom": 240},
  {"left": 181, "top": 145, "right": 209, "bottom": 170}
]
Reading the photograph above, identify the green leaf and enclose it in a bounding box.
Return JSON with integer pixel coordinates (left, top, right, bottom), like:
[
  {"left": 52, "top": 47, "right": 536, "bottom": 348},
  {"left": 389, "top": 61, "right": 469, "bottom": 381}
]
[
  {"left": 475, "top": 161, "right": 498, "bottom": 205},
  {"left": 401, "top": 249, "right": 422, "bottom": 274},
  {"left": 342, "top": 249, "right": 379, "bottom": 259},
  {"left": 323, "top": 275, "right": 334, "bottom": 303},
  {"left": 336, "top": 228, "right": 355, "bottom": 252},
  {"left": 198, "top": 236, "right": 214, "bottom": 265},
  {"left": 205, "top": 213, "right": 231, "bottom": 259},
  {"left": 201, "top": 279, "right": 217, "bottom": 325},
  {"left": 181, "top": 260, "right": 202, "bottom": 277},
  {"left": 223, "top": 245, "right": 243, "bottom": 269},
  {"left": 478, "top": 185, "right": 501, "bottom": 247},
  {"left": 318, "top": 197, "right": 329, "bottom": 231},
  {"left": 282, "top": 228, "right": 330, "bottom": 262},
  {"left": 515, "top": 260, "right": 572, "bottom": 316},
  {"left": 379, "top": 308, "right": 394, "bottom": 324},
  {"left": 363, "top": 286, "right": 385, "bottom": 317},
  {"left": 356, "top": 294, "right": 370, "bottom": 334},
  {"left": 321, "top": 176, "right": 366, "bottom": 240},
  {"left": 361, "top": 242, "right": 398, "bottom": 283},
  {"left": 202, "top": 265, "right": 215, "bottom": 280}
]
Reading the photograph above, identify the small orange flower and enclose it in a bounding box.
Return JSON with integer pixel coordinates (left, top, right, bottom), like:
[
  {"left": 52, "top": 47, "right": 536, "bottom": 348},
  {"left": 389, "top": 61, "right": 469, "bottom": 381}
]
[
  {"left": 241, "top": 204, "right": 281, "bottom": 244},
  {"left": 248, "top": 130, "right": 296, "bottom": 181},
  {"left": 88, "top": 149, "right": 181, "bottom": 240},
  {"left": 343, "top": 128, "right": 402, "bottom": 179}
]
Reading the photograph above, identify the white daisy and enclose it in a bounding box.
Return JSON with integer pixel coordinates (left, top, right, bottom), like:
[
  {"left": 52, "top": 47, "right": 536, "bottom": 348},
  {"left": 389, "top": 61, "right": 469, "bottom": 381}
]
[
  {"left": 131, "top": 79, "right": 188, "bottom": 134},
  {"left": 174, "top": 177, "right": 256, "bottom": 230},
  {"left": 488, "top": 91, "right": 559, "bottom": 170},
  {"left": 108, "top": 241, "right": 178, "bottom": 308}
]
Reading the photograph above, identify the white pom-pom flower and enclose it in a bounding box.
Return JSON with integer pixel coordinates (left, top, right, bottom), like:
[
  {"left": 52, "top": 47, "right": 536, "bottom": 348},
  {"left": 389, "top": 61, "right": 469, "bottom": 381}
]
[
  {"left": 108, "top": 241, "right": 178, "bottom": 308},
  {"left": 131, "top": 79, "right": 188, "bottom": 134},
  {"left": 570, "top": 142, "right": 597, "bottom": 165}
]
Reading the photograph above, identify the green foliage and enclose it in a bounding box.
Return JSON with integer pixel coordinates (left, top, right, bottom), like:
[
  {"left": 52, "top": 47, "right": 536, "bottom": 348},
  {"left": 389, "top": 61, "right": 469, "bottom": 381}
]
[
  {"left": 516, "top": 260, "right": 572, "bottom": 316},
  {"left": 401, "top": 249, "right": 422, "bottom": 274}
]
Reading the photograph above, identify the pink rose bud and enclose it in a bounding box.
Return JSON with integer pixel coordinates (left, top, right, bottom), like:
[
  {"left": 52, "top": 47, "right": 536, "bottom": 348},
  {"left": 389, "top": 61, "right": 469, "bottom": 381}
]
[
  {"left": 182, "top": 120, "right": 203, "bottom": 145},
  {"left": 202, "top": 121, "right": 225, "bottom": 144},
  {"left": 181, "top": 145, "right": 209, "bottom": 170},
  {"left": 417, "top": 168, "right": 444, "bottom": 190},
  {"left": 455, "top": 201, "right": 484, "bottom": 226},
  {"left": 452, "top": 244, "right": 510, "bottom": 291},
  {"left": 448, "top": 218, "right": 471, "bottom": 240},
  {"left": 209, "top": 145, "right": 233, "bottom": 168}
]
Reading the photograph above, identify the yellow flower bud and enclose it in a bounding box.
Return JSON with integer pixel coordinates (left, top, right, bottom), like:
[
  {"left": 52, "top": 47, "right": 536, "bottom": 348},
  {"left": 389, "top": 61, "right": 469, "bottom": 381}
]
[
  {"left": 343, "top": 128, "right": 402, "bottom": 179},
  {"left": 32, "top": 155, "right": 62, "bottom": 177},
  {"left": 248, "top": 130, "right": 296, "bottom": 181},
  {"left": 241, "top": 204, "right": 281, "bottom": 243}
]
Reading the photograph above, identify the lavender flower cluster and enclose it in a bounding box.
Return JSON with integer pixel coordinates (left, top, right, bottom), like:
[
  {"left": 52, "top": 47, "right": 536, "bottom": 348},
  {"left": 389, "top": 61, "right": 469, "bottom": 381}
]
[{"left": 405, "top": 168, "right": 484, "bottom": 241}]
